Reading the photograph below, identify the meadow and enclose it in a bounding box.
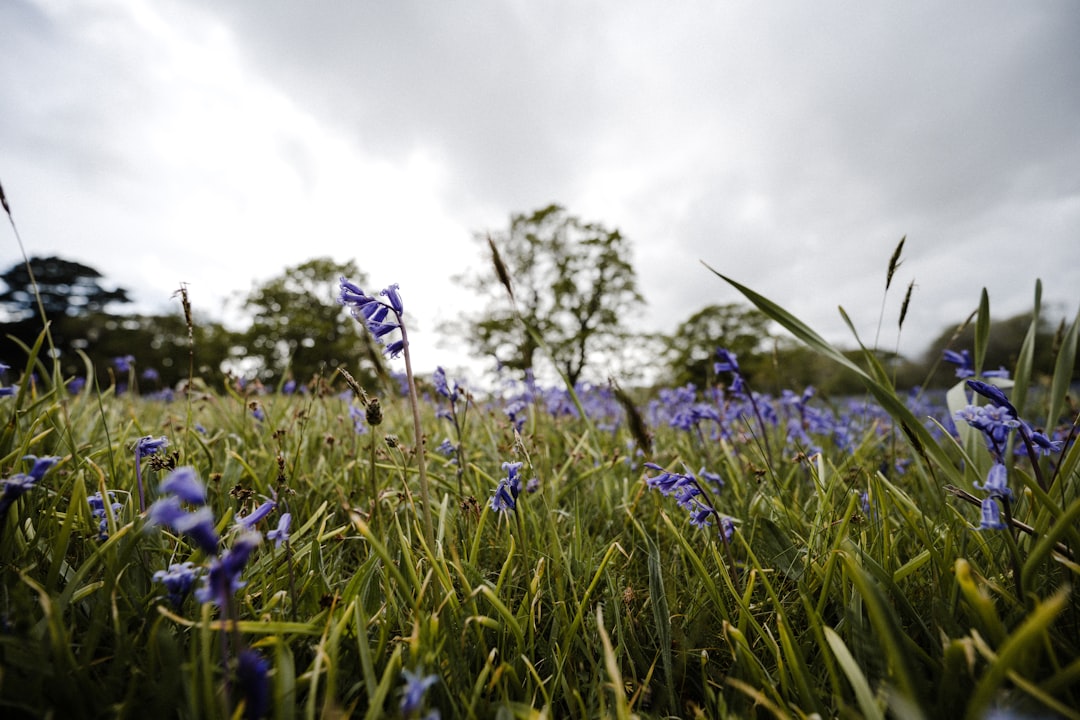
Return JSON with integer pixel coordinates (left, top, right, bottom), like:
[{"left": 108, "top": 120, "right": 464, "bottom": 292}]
[{"left": 1, "top": 272, "right": 1077, "bottom": 720}]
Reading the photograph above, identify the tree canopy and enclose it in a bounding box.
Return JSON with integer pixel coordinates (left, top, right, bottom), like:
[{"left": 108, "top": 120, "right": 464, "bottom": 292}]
[
  {"left": 241, "top": 257, "right": 386, "bottom": 387},
  {"left": 0, "top": 255, "right": 130, "bottom": 321},
  {"left": 459, "top": 204, "right": 644, "bottom": 386}
]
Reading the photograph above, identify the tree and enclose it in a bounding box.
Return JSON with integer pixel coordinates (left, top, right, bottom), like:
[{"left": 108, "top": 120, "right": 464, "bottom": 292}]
[
  {"left": 0, "top": 256, "right": 130, "bottom": 322},
  {"left": 662, "top": 304, "right": 778, "bottom": 388},
  {"left": 240, "top": 257, "right": 386, "bottom": 387},
  {"left": 460, "top": 204, "right": 644, "bottom": 386}
]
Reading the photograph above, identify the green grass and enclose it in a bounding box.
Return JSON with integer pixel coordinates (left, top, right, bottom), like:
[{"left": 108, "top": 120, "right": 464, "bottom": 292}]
[{"left": 1, "top": 281, "right": 1078, "bottom": 720}]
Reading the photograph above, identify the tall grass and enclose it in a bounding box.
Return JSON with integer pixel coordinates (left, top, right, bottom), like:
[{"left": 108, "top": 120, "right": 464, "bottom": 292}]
[{"left": 1, "top": 270, "right": 1077, "bottom": 719}]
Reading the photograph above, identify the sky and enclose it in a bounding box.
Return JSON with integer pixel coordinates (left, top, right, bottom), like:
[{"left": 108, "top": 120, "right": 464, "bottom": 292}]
[{"left": 2, "top": 0, "right": 1079, "bottom": 381}]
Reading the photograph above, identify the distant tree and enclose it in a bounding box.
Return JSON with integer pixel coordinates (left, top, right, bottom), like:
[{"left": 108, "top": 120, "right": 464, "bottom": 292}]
[
  {"left": 459, "top": 204, "right": 644, "bottom": 386},
  {"left": 241, "top": 257, "right": 385, "bottom": 387},
  {"left": 0, "top": 256, "right": 130, "bottom": 321},
  {"left": 68, "top": 311, "right": 240, "bottom": 390},
  {"left": 920, "top": 311, "right": 1075, "bottom": 387},
  {"left": 662, "top": 303, "right": 777, "bottom": 388}
]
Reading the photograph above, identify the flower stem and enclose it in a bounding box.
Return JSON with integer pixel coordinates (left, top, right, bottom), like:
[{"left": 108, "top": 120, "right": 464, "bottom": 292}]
[{"left": 398, "top": 322, "right": 437, "bottom": 552}]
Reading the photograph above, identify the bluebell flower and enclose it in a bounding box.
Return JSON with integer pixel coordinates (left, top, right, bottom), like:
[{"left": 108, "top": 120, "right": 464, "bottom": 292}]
[
  {"left": 974, "top": 463, "right": 1012, "bottom": 500},
  {"left": 266, "top": 513, "right": 291, "bottom": 548},
  {"left": 153, "top": 561, "right": 201, "bottom": 606},
  {"left": 0, "top": 386, "right": 14, "bottom": 398},
  {"left": 141, "top": 367, "right": 160, "bottom": 382},
  {"left": 400, "top": 667, "right": 438, "bottom": 716},
  {"left": 943, "top": 349, "right": 974, "bottom": 378},
  {"left": 979, "top": 497, "right": 1008, "bottom": 530},
  {"left": 1028, "top": 430, "right": 1064, "bottom": 456},
  {"left": 434, "top": 439, "right": 456, "bottom": 457},
  {"left": 159, "top": 466, "right": 207, "bottom": 505},
  {"left": 966, "top": 380, "right": 1018, "bottom": 418},
  {"left": 134, "top": 435, "right": 169, "bottom": 511},
  {"left": 433, "top": 367, "right": 451, "bottom": 399},
  {"left": 148, "top": 496, "right": 220, "bottom": 555},
  {"left": 339, "top": 278, "right": 407, "bottom": 358},
  {"left": 713, "top": 348, "right": 740, "bottom": 374},
  {"left": 236, "top": 649, "right": 271, "bottom": 720},
  {"left": 113, "top": 355, "right": 136, "bottom": 373},
  {"left": 0, "top": 455, "right": 60, "bottom": 518},
  {"left": 237, "top": 500, "right": 276, "bottom": 530},
  {"left": 195, "top": 531, "right": 261, "bottom": 607},
  {"left": 88, "top": 490, "right": 122, "bottom": 540},
  {"left": 489, "top": 461, "right": 523, "bottom": 513}
]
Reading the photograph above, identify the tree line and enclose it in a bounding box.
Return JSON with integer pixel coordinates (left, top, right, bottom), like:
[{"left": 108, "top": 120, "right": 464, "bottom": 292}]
[{"left": 1, "top": 206, "right": 1074, "bottom": 396}]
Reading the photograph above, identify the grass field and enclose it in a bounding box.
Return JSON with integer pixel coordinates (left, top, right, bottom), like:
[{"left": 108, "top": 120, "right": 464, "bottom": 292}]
[{"left": 1, "top": 276, "right": 1078, "bottom": 719}]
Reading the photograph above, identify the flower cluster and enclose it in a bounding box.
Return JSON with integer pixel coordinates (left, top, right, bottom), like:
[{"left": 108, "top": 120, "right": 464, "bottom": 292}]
[
  {"left": 943, "top": 349, "right": 1010, "bottom": 380},
  {"left": 954, "top": 380, "right": 1065, "bottom": 531},
  {"left": 88, "top": 491, "right": 122, "bottom": 541},
  {"left": 489, "top": 461, "right": 523, "bottom": 513},
  {"left": 643, "top": 462, "right": 734, "bottom": 538},
  {"left": 134, "top": 435, "right": 169, "bottom": 511},
  {"left": 147, "top": 466, "right": 276, "bottom": 608},
  {"left": 152, "top": 561, "right": 201, "bottom": 607},
  {"left": 0, "top": 455, "right": 60, "bottom": 520},
  {"left": 339, "top": 278, "right": 406, "bottom": 358}
]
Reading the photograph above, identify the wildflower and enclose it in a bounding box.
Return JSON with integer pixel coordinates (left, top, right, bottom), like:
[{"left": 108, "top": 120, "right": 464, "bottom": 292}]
[
  {"left": 400, "top": 667, "right": 438, "bottom": 717},
  {"left": 489, "top": 461, "right": 523, "bottom": 513},
  {"left": 266, "top": 513, "right": 291, "bottom": 548},
  {"left": 236, "top": 499, "right": 276, "bottom": 530},
  {"left": 979, "top": 497, "right": 1008, "bottom": 530},
  {"left": 966, "top": 380, "right": 1018, "bottom": 418},
  {"left": 158, "top": 466, "right": 207, "bottom": 505},
  {"left": 504, "top": 399, "right": 527, "bottom": 433},
  {"left": 87, "top": 490, "right": 122, "bottom": 540},
  {"left": 153, "top": 561, "right": 201, "bottom": 606},
  {"left": 1029, "top": 430, "right": 1064, "bottom": 456},
  {"left": 236, "top": 649, "right": 271, "bottom": 720},
  {"left": 942, "top": 349, "right": 974, "bottom": 378},
  {"left": 713, "top": 348, "right": 740, "bottom": 374},
  {"left": 134, "top": 435, "right": 169, "bottom": 511},
  {"left": 974, "top": 463, "right": 1012, "bottom": 500},
  {"left": 141, "top": 367, "right": 160, "bottom": 382},
  {"left": 434, "top": 439, "right": 456, "bottom": 457},
  {"left": 339, "top": 278, "right": 406, "bottom": 358},
  {"left": 195, "top": 531, "right": 261, "bottom": 607},
  {"left": 0, "top": 455, "right": 60, "bottom": 518},
  {"left": 643, "top": 463, "right": 692, "bottom": 496},
  {"left": 113, "top": 355, "right": 136, "bottom": 373},
  {"left": 148, "top": 496, "right": 220, "bottom": 555},
  {"left": 433, "top": 367, "right": 451, "bottom": 399}
]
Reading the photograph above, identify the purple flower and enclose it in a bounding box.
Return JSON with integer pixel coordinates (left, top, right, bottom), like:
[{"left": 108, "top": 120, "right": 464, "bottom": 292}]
[
  {"left": 266, "top": 513, "right": 291, "bottom": 548},
  {"left": 1, "top": 455, "right": 60, "bottom": 517},
  {"left": 943, "top": 349, "right": 974, "bottom": 378},
  {"left": 236, "top": 649, "right": 271, "bottom": 719},
  {"left": 489, "top": 461, "right": 524, "bottom": 513},
  {"left": 153, "top": 561, "right": 201, "bottom": 606},
  {"left": 713, "top": 348, "right": 740, "bottom": 375},
  {"left": 966, "top": 380, "right": 1018, "bottom": 418},
  {"left": 237, "top": 500, "right": 276, "bottom": 530},
  {"left": 195, "top": 532, "right": 261, "bottom": 607},
  {"left": 435, "top": 439, "right": 456, "bottom": 457},
  {"left": 134, "top": 435, "right": 169, "bottom": 512},
  {"left": 159, "top": 466, "right": 207, "bottom": 505},
  {"left": 339, "top": 277, "right": 407, "bottom": 358},
  {"left": 113, "top": 355, "right": 136, "bottom": 373},
  {"left": 979, "top": 497, "right": 1008, "bottom": 530},
  {"left": 1029, "top": 430, "right": 1064, "bottom": 456},
  {"left": 87, "top": 490, "right": 122, "bottom": 540},
  {"left": 974, "top": 463, "right": 1012, "bottom": 500},
  {"left": 400, "top": 667, "right": 438, "bottom": 716},
  {"left": 148, "top": 496, "right": 221, "bottom": 555}
]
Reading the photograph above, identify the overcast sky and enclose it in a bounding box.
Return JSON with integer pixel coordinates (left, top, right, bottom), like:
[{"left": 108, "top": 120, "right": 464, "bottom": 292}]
[{"left": 3, "top": 0, "right": 1078, "bottom": 379}]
